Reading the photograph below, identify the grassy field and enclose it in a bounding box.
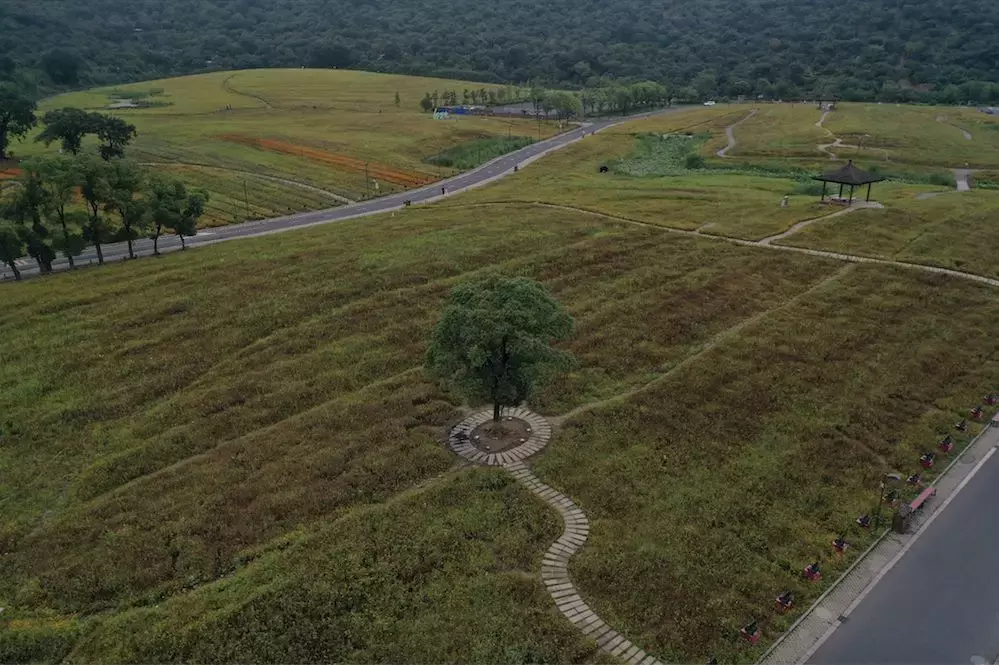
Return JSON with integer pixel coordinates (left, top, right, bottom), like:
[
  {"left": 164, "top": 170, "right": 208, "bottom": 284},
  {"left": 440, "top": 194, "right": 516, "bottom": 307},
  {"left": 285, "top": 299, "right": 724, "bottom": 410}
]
[
  {"left": 449, "top": 125, "right": 947, "bottom": 241},
  {"left": 4, "top": 191, "right": 999, "bottom": 661},
  {"left": 538, "top": 264, "right": 999, "bottom": 661},
  {"left": 8, "top": 69, "right": 555, "bottom": 225},
  {"left": 779, "top": 189, "right": 999, "bottom": 277},
  {"left": 5, "top": 89, "right": 999, "bottom": 663},
  {"left": 724, "top": 102, "right": 999, "bottom": 170}
]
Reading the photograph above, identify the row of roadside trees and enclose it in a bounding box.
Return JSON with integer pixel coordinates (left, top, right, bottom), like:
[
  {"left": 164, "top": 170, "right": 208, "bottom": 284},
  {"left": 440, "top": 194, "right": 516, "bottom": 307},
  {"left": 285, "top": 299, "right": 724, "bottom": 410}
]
[
  {"left": 419, "top": 81, "right": 671, "bottom": 122},
  {"left": 1, "top": 154, "right": 208, "bottom": 280},
  {"left": 0, "top": 66, "right": 209, "bottom": 281}
]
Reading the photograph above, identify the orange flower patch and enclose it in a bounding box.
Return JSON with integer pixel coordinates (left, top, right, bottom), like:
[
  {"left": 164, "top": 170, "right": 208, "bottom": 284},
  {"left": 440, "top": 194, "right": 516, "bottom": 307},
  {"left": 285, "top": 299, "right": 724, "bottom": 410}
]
[
  {"left": 219, "top": 135, "right": 435, "bottom": 188},
  {"left": 0, "top": 167, "right": 23, "bottom": 180}
]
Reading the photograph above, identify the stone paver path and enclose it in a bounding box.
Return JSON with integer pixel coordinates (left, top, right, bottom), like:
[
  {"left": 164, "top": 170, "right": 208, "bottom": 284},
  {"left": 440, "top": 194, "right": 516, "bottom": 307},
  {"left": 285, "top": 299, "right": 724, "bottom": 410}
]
[
  {"left": 447, "top": 406, "right": 662, "bottom": 664},
  {"left": 505, "top": 459, "right": 665, "bottom": 665},
  {"left": 448, "top": 406, "right": 551, "bottom": 465}
]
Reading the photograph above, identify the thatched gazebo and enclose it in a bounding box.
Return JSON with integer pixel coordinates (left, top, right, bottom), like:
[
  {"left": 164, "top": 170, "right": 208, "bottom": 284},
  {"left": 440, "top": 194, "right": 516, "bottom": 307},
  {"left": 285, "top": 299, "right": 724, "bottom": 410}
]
[{"left": 813, "top": 160, "right": 884, "bottom": 204}]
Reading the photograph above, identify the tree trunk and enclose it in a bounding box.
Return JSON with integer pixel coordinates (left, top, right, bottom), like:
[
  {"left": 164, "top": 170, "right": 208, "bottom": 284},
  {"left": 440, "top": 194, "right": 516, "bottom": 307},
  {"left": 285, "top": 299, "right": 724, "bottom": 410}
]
[
  {"left": 34, "top": 256, "right": 52, "bottom": 274},
  {"left": 179, "top": 233, "right": 186, "bottom": 250},
  {"left": 3, "top": 258, "right": 20, "bottom": 281},
  {"left": 59, "top": 215, "right": 75, "bottom": 268},
  {"left": 153, "top": 224, "right": 161, "bottom": 255},
  {"left": 0, "top": 121, "right": 7, "bottom": 161},
  {"left": 125, "top": 222, "right": 135, "bottom": 259},
  {"left": 493, "top": 402, "right": 501, "bottom": 423},
  {"left": 88, "top": 206, "right": 104, "bottom": 264}
]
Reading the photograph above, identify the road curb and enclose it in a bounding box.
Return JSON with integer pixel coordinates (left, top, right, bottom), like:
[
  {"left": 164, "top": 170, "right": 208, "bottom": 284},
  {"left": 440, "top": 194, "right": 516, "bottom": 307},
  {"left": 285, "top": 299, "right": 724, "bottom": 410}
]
[{"left": 758, "top": 420, "right": 996, "bottom": 664}]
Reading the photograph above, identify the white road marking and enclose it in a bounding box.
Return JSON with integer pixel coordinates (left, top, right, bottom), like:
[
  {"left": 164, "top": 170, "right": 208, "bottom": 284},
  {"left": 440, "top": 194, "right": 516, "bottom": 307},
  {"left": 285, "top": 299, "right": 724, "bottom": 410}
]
[{"left": 801, "top": 446, "right": 998, "bottom": 663}]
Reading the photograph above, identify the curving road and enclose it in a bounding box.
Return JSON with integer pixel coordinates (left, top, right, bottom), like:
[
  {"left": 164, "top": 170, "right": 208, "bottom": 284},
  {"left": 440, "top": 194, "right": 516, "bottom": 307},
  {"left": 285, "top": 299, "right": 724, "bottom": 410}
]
[{"left": 1, "top": 107, "right": 685, "bottom": 282}]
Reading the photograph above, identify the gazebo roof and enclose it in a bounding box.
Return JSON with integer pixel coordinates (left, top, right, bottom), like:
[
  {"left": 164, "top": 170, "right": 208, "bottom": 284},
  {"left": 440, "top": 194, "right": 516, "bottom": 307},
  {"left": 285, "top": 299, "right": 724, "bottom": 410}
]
[{"left": 812, "top": 160, "right": 885, "bottom": 186}]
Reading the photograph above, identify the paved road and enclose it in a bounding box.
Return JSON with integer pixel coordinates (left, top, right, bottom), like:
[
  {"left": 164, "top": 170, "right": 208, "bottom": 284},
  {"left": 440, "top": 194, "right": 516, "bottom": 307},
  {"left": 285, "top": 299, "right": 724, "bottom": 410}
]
[
  {"left": 2, "top": 107, "right": 683, "bottom": 282},
  {"left": 809, "top": 437, "right": 999, "bottom": 665}
]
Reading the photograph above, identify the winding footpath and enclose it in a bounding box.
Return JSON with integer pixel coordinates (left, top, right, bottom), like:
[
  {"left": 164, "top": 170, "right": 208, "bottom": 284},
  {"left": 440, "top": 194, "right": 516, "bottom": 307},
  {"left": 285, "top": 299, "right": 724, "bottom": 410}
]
[
  {"left": 456, "top": 199, "right": 999, "bottom": 290},
  {"left": 936, "top": 115, "right": 973, "bottom": 141},
  {"left": 448, "top": 407, "right": 664, "bottom": 665},
  {"left": 716, "top": 109, "right": 757, "bottom": 158}
]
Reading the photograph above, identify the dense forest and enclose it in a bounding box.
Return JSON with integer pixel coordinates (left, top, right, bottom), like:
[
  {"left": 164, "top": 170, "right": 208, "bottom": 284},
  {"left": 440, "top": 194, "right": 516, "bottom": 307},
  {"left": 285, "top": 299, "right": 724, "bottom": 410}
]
[{"left": 2, "top": 0, "right": 999, "bottom": 102}]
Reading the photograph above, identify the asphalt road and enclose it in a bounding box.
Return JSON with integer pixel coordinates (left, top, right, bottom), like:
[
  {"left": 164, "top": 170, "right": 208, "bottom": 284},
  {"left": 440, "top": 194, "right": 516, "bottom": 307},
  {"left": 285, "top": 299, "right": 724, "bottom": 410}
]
[
  {"left": 1, "top": 107, "right": 683, "bottom": 282},
  {"left": 809, "top": 438, "right": 999, "bottom": 665}
]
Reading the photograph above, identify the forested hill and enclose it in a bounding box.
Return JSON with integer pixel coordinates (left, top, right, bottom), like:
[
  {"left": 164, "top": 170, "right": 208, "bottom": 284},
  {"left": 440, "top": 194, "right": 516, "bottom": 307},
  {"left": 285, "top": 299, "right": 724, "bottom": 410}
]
[{"left": 3, "top": 0, "right": 999, "bottom": 102}]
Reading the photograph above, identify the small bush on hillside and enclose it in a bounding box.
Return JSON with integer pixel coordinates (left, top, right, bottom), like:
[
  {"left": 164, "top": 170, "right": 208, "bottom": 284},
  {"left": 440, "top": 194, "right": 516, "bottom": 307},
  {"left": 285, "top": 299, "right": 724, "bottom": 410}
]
[
  {"left": 792, "top": 181, "right": 826, "bottom": 196},
  {"left": 684, "top": 153, "right": 706, "bottom": 169},
  {"left": 928, "top": 172, "right": 957, "bottom": 187},
  {"left": 427, "top": 136, "right": 533, "bottom": 170}
]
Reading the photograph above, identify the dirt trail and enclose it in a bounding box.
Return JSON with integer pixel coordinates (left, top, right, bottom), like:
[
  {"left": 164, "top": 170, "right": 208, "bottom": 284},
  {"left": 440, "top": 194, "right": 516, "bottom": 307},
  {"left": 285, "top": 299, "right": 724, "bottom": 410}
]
[
  {"left": 716, "top": 109, "right": 758, "bottom": 158},
  {"left": 758, "top": 204, "right": 880, "bottom": 246},
  {"left": 816, "top": 110, "right": 832, "bottom": 131},
  {"left": 451, "top": 200, "right": 999, "bottom": 289},
  {"left": 222, "top": 74, "right": 274, "bottom": 110},
  {"left": 936, "top": 115, "right": 973, "bottom": 141},
  {"left": 815, "top": 109, "right": 890, "bottom": 161},
  {"left": 141, "top": 162, "right": 355, "bottom": 204},
  {"left": 552, "top": 264, "right": 858, "bottom": 427}
]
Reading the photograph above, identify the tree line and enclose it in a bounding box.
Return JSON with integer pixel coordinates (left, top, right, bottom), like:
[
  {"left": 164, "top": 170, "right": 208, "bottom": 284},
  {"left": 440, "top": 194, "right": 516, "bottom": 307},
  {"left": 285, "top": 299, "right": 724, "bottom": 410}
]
[
  {"left": 419, "top": 86, "right": 525, "bottom": 110},
  {"left": 4, "top": 0, "right": 999, "bottom": 104},
  {"left": 1, "top": 155, "right": 208, "bottom": 280},
  {"left": 419, "top": 81, "right": 669, "bottom": 121},
  {"left": 0, "top": 75, "right": 207, "bottom": 280}
]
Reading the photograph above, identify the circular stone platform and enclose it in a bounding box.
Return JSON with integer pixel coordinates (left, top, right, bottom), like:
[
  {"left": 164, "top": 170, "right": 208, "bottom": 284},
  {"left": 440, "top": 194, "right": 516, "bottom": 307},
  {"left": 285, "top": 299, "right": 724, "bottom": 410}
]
[{"left": 448, "top": 406, "right": 552, "bottom": 466}]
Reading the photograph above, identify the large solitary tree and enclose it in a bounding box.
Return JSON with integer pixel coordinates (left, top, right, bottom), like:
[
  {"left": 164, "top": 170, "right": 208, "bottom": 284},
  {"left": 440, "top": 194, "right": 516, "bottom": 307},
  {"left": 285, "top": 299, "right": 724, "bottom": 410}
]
[
  {"left": 426, "top": 276, "right": 574, "bottom": 422},
  {"left": 0, "top": 83, "right": 37, "bottom": 161},
  {"left": 36, "top": 109, "right": 136, "bottom": 159}
]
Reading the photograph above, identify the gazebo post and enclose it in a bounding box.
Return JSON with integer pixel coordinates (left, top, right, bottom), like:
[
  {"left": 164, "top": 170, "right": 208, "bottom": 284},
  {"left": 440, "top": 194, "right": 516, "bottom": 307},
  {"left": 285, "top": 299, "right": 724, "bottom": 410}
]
[{"left": 813, "top": 162, "right": 883, "bottom": 206}]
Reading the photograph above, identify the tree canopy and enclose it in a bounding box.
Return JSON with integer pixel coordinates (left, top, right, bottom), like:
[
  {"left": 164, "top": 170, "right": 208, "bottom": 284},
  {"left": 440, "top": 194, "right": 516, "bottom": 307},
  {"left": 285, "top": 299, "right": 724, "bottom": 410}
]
[
  {"left": 2, "top": 0, "right": 999, "bottom": 102},
  {"left": 426, "top": 276, "right": 574, "bottom": 421},
  {"left": 35, "top": 108, "right": 137, "bottom": 159},
  {"left": 0, "top": 82, "right": 37, "bottom": 160}
]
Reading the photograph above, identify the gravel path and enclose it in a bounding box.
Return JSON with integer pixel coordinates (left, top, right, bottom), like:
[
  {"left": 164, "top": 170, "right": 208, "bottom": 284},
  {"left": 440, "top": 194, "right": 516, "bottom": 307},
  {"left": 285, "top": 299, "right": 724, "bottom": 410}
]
[
  {"left": 936, "top": 115, "right": 973, "bottom": 141},
  {"left": 475, "top": 200, "right": 999, "bottom": 289},
  {"left": 716, "top": 109, "right": 758, "bottom": 158},
  {"left": 758, "top": 203, "right": 880, "bottom": 246}
]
